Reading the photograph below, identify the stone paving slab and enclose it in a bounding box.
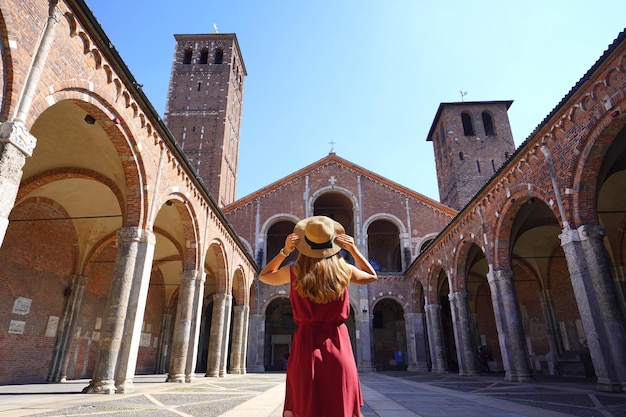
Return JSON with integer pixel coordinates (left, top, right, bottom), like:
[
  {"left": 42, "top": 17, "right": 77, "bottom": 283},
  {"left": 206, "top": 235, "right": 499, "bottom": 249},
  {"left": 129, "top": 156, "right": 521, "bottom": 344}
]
[{"left": 1, "top": 372, "right": 625, "bottom": 417}]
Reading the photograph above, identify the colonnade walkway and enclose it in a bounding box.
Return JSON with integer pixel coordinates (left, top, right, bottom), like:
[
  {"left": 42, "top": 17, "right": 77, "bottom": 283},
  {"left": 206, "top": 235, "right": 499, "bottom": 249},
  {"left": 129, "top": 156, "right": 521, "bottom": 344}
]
[{"left": 1, "top": 371, "right": 625, "bottom": 417}]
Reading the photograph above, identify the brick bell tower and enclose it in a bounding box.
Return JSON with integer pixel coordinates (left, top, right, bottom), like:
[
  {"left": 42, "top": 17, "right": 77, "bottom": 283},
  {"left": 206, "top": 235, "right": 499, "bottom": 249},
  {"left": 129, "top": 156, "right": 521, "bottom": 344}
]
[
  {"left": 426, "top": 101, "right": 516, "bottom": 211},
  {"left": 164, "top": 33, "right": 246, "bottom": 207}
]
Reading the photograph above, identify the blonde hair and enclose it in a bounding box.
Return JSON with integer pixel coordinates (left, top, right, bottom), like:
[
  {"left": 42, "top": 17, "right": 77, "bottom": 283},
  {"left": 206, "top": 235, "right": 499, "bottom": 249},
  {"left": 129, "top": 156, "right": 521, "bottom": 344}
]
[{"left": 292, "top": 253, "right": 352, "bottom": 304}]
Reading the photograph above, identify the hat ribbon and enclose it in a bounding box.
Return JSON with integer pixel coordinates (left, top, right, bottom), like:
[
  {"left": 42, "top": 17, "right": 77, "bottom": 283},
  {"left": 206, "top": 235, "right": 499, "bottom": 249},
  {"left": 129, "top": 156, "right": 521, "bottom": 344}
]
[{"left": 305, "top": 236, "right": 333, "bottom": 249}]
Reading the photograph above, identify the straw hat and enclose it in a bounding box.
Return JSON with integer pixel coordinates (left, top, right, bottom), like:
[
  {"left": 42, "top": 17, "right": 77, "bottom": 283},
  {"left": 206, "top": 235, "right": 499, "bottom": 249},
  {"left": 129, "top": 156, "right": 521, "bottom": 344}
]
[{"left": 293, "top": 216, "right": 345, "bottom": 258}]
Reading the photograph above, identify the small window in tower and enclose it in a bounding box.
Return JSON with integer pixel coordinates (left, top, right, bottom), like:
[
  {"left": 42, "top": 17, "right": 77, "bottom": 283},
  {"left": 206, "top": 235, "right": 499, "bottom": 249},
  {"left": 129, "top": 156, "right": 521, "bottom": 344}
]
[
  {"left": 505, "top": 151, "right": 510, "bottom": 159},
  {"left": 199, "top": 48, "right": 209, "bottom": 64},
  {"left": 183, "top": 49, "right": 193, "bottom": 64},
  {"left": 491, "top": 159, "right": 496, "bottom": 172},
  {"left": 476, "top": 160, "right": 481, "bottom": 173},
  {"left": 482, "top": 111, "right": 496, "bottom": 136},
  {"left": 214, "top": 48, "right": 224, "bottom": 64},
  {"left": 197, "top": 82, "right": 202, "bottom": 91},
  {"left": 459, "top": 152, "right": 464, "bottom": 160},
  {"left": 461, "top": 112, "right": 475, "bottom": 136}
]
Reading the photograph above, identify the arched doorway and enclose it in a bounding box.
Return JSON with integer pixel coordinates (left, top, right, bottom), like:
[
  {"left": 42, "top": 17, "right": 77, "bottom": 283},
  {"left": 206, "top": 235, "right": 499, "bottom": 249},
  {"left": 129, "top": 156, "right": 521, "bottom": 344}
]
[
  {"left": 372, "top": 298, "right": 407, "bottom": 371},
  {"left": 264, "top": 298, "right": 294, "bottom": 371},
  {"left": 438, "top": 271, "right": 458, "bottom": 372}
]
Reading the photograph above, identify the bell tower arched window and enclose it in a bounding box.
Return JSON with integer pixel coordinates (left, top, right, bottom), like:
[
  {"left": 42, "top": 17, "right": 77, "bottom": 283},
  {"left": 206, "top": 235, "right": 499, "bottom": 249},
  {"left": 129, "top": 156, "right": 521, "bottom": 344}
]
[{"left": 461, "top": 112, "right": 475, "bottom": 136}]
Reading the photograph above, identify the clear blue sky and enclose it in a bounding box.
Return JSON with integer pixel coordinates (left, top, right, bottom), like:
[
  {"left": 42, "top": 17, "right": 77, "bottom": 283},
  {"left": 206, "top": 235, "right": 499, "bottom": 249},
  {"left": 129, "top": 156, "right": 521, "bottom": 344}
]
[{"left": 86, "top": 0, "right": 625, "bottom": 202}]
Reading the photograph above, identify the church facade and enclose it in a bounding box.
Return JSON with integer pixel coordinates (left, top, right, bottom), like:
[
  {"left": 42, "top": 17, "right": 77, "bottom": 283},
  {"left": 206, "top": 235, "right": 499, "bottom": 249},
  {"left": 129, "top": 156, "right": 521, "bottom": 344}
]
[{"left": 0, "top": 0, "right": 624, "bottom": 393}]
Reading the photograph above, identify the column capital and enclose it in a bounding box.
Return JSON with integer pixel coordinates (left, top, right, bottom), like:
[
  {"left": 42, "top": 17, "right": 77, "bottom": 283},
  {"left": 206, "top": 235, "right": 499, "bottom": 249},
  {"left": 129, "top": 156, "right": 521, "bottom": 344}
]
[
  {"left": 448, "top": 290, "right": 467, "bottom": 301},
  {"left": 424, "top": 303, "right": 442, "bottom": 312},
  {"left": 0, "top": 122, "right": 37, "bottom": 156},
  {"left": 577, "top": 224, "right": 606, "bottom": 241},
  {"left": 117, "top": 227, "right": 155, "bottom": 244},
  {"left": 213, "top": 292, "right": 233, "bottom": 302},
  {"left": 489, "top": 268, "right": 513, "bottom": 282},
  {"left": 179, "top": 269, "right": 199, "bottom": 283},
  {"left": 559, "top": 226, "right": 579, "bottom": 246}
]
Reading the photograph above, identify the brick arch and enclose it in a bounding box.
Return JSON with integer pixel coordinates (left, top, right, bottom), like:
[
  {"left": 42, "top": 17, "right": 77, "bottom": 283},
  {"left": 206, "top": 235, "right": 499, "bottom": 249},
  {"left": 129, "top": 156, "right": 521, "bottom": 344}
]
[
  {"left": 371, "top": 294, "right": 411, "bottom": 315},
  {"left": 205, "top": 239, "right": 228, "bottom": 293},
  {"left": 12, "top": 196, "right": 80, "bottom": 272},
  {"left": 29, "top": 87, "right": 148, "bottom": 228},
  {"left": 262, "top": 294, "right": 290, "bottom": 316},
  {"left": 411, "top": 279, "right": 426, "bottom": 313},
  {"left": 232, "top": 267, "right": 247, "bottom": 306},
  {"left": 81, "top": 231, "right": 117, "bottom": 275},
  {"left": 260, "top": 213, "right": 299, "bottom": 238},
  {"left": 424, "top": 264, "right": 446, "bottom": 304},
  {"left": 452, "top": 236, "right": 485, "bottom": 293},
  {"left": 492, "top": 186, "right": 559, "bottom": 271},
  {"left": 17, "top": 168, "right": 125, "bottom": 218},
  {"left": 571, "top": 97, "right": 626, "bottom": 226},
  {"left": 152, "top": 226, "right": 184, "bottom": 267},
  {"left": 362, "top": 212, "right": 407, "bottom": 236},
  {"left": 308, "top": 185, "right": 359, "bottom": 217},
  {"left": 162, "top": 194, "right": 201, "bottom": 271},
  {"left": 0, "top": 4, "right": 16, "bottom": 121}
]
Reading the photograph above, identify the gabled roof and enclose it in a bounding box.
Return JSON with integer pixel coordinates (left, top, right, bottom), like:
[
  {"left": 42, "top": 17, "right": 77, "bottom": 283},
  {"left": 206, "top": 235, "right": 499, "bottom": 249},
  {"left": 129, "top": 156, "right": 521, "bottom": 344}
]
[{"left": 224, "top": 152, "right": 457, "bottom": 215}]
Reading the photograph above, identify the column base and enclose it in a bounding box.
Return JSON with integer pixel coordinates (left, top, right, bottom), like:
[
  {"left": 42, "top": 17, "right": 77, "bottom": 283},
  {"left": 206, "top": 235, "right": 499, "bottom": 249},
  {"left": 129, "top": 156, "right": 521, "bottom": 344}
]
[
  {"left": 407, "top": 362, "right": 429, "bottom": 372},
  {"left": 166, "top": 373, "right": 186, "bottom": 383},
  {"left": 82, "top": 380, "right": 116, "bottom": 394},
  {"left": 596, "top": 377, "right": 626, "bottom": 392},
  {"left": 115, "top": 379, "right": 134, "bottom": 393}
]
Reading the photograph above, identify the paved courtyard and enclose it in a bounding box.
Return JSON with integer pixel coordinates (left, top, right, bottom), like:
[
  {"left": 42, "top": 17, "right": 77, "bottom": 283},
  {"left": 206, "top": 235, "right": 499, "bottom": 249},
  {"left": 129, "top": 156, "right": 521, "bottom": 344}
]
[{"left": 1, "top": 372, "right": 625, "bottom": 417}]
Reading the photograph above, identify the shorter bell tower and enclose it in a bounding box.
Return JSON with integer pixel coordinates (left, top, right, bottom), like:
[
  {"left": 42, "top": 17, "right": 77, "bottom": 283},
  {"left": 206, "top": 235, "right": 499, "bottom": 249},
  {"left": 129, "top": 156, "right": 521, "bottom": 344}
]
[{"left": 426, "top": 101, "right": 515, "bottom": 211}]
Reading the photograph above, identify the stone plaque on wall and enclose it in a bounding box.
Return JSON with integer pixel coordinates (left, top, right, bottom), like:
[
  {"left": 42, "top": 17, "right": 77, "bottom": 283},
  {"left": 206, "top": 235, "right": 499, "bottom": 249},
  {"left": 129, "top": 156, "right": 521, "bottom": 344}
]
[
  {"left": 45, "top": 316, "right": 59, "bottom": 337},
  {"left": 140, "top": 332, "right": 151, "bottom": 347},
  {"left": 12, "top": 297, "right": 32, "bottom": 315},
  {"left": 9, "top": 320, "right": 26, "bottom": 334}
]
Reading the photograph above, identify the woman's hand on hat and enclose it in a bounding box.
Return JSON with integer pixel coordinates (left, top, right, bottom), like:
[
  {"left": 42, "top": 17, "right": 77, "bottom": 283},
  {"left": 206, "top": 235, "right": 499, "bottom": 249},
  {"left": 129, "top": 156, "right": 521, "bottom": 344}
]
[
  {"left": 334, "top": 233, "right": 355, "bottom": 252},
  {"left": 282, "top": 233, "right": 299, "bottom": 256}
]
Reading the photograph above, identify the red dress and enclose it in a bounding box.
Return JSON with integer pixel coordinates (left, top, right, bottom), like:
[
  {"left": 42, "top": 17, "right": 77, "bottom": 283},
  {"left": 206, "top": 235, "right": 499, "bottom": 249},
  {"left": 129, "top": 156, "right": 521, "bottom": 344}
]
[{"left": 284, "top": 266, "right": 363, "bottom": 417}]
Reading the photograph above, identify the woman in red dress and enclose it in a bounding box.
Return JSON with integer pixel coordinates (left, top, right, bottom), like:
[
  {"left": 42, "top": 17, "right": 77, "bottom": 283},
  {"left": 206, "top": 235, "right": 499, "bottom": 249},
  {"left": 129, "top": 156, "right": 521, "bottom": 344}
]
[{"left": 259, "top": 216, "right": 378, "bottom": 417}]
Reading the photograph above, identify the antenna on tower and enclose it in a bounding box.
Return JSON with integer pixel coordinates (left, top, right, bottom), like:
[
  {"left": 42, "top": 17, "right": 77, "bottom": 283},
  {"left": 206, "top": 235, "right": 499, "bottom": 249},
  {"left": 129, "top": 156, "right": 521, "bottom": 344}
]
[
  {"left": 213, "top": 23, "right": 219, "bottom": 33},
  {"left": 459, "top": 90, "right": 467, "bottom": 102}
]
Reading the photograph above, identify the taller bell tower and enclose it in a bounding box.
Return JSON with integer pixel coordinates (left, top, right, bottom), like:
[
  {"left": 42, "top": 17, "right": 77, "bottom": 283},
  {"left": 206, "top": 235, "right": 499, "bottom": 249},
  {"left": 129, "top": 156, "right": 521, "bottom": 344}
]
[
  {"left": 426, "top": 101, "right": 516, "bottom": 211},
  {"left": 164, "top": 33, "right": 246, "bottom": 207}
]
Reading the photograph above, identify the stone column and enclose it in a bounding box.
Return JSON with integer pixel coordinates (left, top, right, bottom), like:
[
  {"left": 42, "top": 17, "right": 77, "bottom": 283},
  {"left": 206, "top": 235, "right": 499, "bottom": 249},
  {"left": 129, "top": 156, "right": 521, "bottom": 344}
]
[
  {"left": 166, "top": 270, "right": 198, "bottom": 383},
  {"left": 219, "top": 294, "right": 233, "bottom": 376},
  {"left": 404, "top": 312, "right": 429, "bottom": 372},
  {"left": 84, "top": 227, "right": 149, "bottom": 394},
  {"left": 449, "top": 291, "right": 479, "bottom": 376},
  {"left": 561, "top": 224, "right": 626, "bottom": 392},
  {"left": 155, "top": 307, "right": 173, "bottom": 374},
  {"left": 246, "top": 313, "right": 265, "bottom": 372},
  {"left": 358, "top": 286, "right": 375, "bottom": 372},
  {"left": 425, "top": 303, "right": 447, "bottom": 373},
  {"left": 114, "top": 230, "right": 156, "bottom": 393},
  {"left": 0, "top": 123, "right": 36, "bottom": 247},
  {"left": 185, "top": 272, "right": 206, "bottom": 382},
  {"left": 488, "top": 268, "right": 532, "bottom": 382},
  {"left": 0, "top": 2, "right": 62, "bottom": 246},
  {"left": 239, "top": 305, "right": 250, "bottom": 374},
  {"left": 206, "top": 293, "right": 229, "bottom": 377},
  {"left": 229, "top": 305, "right": 246, "bottom": 374},
  {"left": 47, "top": 275, "right": 88, "bottom": 382},
  {"left": 538, "top": 289, "right": 559, "bottom": 374}
]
